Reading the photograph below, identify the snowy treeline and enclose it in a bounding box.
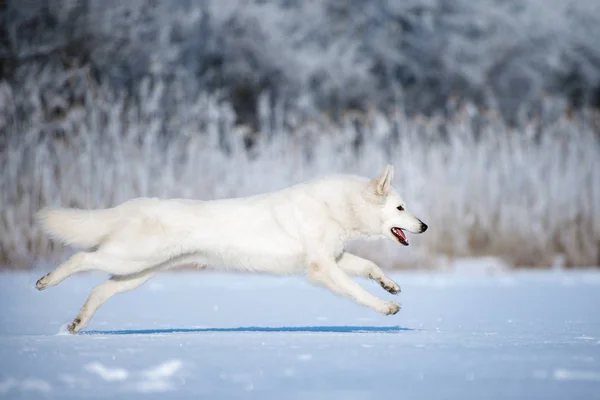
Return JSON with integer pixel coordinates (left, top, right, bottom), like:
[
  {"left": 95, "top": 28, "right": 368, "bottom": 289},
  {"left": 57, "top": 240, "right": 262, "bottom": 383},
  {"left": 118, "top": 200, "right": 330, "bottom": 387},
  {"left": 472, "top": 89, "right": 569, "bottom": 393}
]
[
  {"left": 1, "top": 0, "right": 599, "bottom": 269},
  {"left": 2, "top": 0, "right": 600, "bottom": 123}
]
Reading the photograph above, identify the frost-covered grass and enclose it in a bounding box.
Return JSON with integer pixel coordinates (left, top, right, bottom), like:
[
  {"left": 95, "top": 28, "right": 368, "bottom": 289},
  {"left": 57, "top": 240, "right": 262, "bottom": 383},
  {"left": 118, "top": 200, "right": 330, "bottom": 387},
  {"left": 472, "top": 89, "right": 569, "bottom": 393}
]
[
  {"left": 0, "top": 269, "right": 599, "bottom": 399},
  {"left": 1, "top": 73, "right": 600, "bottom": 268},
  {"left": 2, "top": 0, "right": 600, "bottom": 269}
]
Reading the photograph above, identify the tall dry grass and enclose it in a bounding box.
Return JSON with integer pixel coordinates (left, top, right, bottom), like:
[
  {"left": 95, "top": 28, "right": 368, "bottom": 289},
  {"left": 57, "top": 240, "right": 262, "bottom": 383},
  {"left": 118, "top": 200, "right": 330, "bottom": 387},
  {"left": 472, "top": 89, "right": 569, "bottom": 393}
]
[{"left": 1, "top": 74, "right": 599, "bottom": 269}]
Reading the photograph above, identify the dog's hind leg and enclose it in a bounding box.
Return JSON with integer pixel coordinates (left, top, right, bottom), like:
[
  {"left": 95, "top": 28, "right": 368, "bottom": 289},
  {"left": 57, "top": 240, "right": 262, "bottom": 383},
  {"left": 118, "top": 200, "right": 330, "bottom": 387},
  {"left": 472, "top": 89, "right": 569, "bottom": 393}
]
[
  {"left": 67, "top": 270, "right": 154, "bottom": 334},
  {"left": 36, "top": 251, "right": 171, "bottom": 290},
  {"left": 307, "top": 258, "right": 400, "bottom": 315},
  {"left": 36, "top": 252, "right": 95, "bottom": 290},
  {"left": 337, "top": 252, "right": 400, "bottom": 294}
]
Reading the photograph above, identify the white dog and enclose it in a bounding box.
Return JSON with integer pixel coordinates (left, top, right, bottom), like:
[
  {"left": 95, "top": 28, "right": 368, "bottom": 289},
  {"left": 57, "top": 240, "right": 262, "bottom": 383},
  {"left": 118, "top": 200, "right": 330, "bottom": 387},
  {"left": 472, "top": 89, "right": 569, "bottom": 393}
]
[{"left": 36, "top": 165, "right": 427, "bottom": 333}]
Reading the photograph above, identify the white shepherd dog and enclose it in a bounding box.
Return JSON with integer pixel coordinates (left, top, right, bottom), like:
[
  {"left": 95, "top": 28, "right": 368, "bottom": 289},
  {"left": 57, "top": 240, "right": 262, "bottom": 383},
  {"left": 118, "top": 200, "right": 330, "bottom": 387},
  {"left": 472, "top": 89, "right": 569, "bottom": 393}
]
[{"left": 36, "top": 165, "right": 427, "bottom": 333}]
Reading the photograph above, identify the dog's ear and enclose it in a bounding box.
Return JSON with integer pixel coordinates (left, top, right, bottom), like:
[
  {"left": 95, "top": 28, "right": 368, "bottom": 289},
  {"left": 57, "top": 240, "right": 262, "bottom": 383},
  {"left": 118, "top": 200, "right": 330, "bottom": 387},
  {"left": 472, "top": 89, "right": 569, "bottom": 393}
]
[{"left": 374, "top": 164, "right": 394, "bottom": 196}]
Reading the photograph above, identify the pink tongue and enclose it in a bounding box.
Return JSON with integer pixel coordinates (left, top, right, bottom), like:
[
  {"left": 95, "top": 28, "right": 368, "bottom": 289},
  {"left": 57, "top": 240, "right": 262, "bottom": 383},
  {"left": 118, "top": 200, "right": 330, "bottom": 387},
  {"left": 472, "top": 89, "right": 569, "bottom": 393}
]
[{"left": 394, "top": 228, "right": 407, "bottom": 241}]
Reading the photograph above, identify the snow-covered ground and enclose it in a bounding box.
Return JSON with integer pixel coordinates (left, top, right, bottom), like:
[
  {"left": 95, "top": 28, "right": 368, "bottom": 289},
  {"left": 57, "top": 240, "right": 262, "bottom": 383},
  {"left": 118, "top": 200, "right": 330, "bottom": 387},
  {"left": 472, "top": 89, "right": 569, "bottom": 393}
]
[{"left": 1, "top": 269, "right": 599, "bottom": 399}]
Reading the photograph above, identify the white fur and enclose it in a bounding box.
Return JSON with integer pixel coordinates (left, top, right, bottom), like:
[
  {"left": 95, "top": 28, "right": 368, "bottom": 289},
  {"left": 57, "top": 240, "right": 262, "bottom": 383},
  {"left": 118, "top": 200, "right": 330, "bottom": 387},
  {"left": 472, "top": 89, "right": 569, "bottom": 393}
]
[{"left": 36, "top": 165, "right": 427, "bottom": 333}]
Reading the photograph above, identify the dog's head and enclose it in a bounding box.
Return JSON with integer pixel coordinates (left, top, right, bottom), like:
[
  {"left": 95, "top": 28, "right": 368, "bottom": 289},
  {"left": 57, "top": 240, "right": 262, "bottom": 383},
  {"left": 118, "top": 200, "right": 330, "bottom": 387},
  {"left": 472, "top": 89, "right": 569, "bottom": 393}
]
[{"left": 364, "top": 164, "right": 427, "bottom": 246}]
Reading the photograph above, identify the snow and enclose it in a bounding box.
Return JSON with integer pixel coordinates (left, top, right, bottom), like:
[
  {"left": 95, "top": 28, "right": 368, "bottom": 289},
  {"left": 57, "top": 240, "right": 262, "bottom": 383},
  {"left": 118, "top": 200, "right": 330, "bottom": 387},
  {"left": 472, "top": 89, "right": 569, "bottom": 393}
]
[
  {"left": 1, "top": 269, "right": 599, "bottom": 399},
  {"left": 85, "top": 362, "right": 129, "bottom": 382}
]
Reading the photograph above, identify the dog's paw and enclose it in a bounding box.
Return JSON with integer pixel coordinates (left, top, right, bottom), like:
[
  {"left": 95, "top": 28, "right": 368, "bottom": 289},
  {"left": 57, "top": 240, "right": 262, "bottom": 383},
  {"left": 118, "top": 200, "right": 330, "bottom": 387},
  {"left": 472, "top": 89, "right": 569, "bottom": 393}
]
[
  {"left": 378, "top": 278, "right": 401, "bottom": 295},
  {"left": 67, "top": 317, "right": 82, "bottom": 334},
  {"left": 35, "top": 274, "right": 51, "bottom": 291},
  {"left": 378, "top": 301, "right": 401, "bottom": 316}
]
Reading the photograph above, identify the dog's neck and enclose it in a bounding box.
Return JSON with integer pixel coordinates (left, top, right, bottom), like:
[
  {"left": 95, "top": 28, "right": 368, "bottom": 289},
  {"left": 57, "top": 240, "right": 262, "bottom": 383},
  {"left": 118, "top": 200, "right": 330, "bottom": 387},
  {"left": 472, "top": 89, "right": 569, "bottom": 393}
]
[{"left": 342, "top": 189, "right": 384, "bottom": 242}]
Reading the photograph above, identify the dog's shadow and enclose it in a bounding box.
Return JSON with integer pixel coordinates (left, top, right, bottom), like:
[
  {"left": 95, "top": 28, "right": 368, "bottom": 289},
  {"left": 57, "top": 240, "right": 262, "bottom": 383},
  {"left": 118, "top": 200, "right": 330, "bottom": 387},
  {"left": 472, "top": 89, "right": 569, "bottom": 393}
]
[{"left": 81, "top": 325, "right": 413, "bottom": 335}]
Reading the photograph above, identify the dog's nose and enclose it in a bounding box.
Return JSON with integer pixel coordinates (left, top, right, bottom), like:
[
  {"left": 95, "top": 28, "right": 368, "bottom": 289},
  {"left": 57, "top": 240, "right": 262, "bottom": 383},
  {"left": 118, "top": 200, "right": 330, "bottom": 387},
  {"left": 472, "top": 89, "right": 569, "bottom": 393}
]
[{"left": 420, "top": 222, "right": 428, "bottom": 232}]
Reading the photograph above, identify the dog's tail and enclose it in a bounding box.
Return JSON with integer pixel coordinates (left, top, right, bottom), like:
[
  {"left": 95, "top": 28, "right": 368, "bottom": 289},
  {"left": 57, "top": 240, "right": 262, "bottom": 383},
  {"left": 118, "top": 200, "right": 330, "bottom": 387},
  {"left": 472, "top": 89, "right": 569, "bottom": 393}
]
[{"left": 37, "top": 207, "right": 122, "bottom": 248}]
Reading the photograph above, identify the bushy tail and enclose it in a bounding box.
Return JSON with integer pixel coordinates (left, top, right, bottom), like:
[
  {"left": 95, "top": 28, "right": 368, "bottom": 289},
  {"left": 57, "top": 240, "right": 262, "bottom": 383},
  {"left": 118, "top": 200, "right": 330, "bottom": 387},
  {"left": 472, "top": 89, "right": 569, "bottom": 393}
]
[{"left": 37, "top": 207, "right": 122, "bottom": 248}]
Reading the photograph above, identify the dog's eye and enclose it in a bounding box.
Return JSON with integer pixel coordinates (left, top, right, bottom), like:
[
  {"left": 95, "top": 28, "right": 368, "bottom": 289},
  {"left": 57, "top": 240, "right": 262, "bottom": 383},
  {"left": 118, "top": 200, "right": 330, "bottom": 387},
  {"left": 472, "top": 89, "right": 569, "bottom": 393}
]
[{"left": 397, "top": 205, "right": 404, "bottom": 211}]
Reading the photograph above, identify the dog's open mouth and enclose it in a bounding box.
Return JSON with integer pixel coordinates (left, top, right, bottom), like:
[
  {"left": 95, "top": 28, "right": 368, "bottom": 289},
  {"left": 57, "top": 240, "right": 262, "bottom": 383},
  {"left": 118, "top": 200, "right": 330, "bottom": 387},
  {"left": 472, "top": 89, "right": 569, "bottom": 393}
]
[{"left": 391, "top": 227, "right": 408, "bottom": 246}]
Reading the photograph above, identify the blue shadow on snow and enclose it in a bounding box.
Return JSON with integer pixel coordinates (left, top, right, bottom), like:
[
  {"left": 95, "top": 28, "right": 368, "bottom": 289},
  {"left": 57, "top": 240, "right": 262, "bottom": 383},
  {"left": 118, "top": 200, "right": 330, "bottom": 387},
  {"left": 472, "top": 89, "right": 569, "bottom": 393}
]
[{"left": 81, "top": 326, "right": 412, "bottom": 335}]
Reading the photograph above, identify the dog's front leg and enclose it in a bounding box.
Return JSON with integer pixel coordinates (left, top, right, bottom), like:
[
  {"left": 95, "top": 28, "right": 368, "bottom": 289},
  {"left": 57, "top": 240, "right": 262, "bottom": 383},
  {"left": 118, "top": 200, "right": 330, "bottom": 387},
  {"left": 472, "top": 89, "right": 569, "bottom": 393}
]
[
  {"left": 306, "top": 258, "right": 400, "bottom": 315},
  {"left": 337, "top": 252, "right": 400, "bottom": 294}
]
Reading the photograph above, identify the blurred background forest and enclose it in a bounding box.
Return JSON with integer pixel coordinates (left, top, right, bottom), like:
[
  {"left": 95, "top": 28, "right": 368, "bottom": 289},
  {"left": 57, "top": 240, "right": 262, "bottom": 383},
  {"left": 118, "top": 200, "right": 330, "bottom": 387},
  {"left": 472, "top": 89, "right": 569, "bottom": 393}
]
[{"left": 1, "top": 0, "right": 599, "bottom": 270}]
